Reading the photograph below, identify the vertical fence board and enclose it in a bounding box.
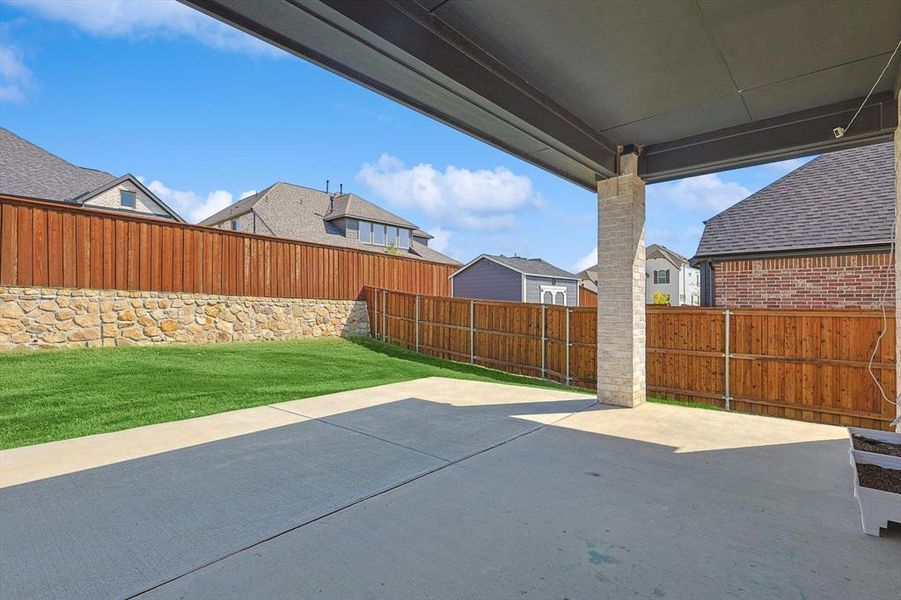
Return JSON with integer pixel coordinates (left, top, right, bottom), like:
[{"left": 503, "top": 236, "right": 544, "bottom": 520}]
[
  {"left": 368, "top": 288, "right": 897, "bottom": 431},
  {"left": 0, "top": 196, "right": 456, "bottom": 300},
  {"left": 0, "top": 204, "right": 17, "bottom": 284}
]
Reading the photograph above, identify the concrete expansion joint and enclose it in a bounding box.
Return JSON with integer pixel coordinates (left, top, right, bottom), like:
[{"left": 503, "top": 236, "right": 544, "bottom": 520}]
[
  {"left": 126, "top": 397, "right": 600, "bottom": 598},
  {"left": 265, "top": 404, "right": 451, "bottom": 463}
]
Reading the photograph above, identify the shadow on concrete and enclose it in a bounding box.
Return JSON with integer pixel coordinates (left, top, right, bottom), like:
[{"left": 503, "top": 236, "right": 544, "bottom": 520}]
[{"left": 1, "top": 396, "right": 897, "bottom": 600}]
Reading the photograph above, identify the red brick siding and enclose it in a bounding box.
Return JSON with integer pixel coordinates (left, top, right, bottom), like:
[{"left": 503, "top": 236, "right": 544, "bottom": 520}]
[{"left": 713, "top": 252, "right": 894, "bottom": 308}]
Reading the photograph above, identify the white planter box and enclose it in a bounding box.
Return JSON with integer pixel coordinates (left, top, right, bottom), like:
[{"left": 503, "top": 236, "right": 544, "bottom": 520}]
[{"left": 848, "top": 427, "right": 901, "bottom": 537}]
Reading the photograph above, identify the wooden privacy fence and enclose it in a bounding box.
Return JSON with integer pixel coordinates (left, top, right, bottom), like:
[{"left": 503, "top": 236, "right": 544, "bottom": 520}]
[
  {"left": 0, "top": 195, "right": 455, "bottom": 299},
  {"left": 366, "top": 287, "right": 897, "bottom": 431}
]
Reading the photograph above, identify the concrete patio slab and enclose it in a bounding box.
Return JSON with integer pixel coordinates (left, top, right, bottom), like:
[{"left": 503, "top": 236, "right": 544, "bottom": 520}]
[
  {"left": 1, "top": 378, "right": 897, "bottom": 600},
  {"left": 0, "top": 378, "right": 595, "bottom": 487},
  {"left": 0, "top": 419, "right": 445, "bottom": 600},
  {"left": 145, "top": 405, "right": 901, "bottom": 600},
  {"left": 272, "top": 378, "right": 597, "bottom": 461},
  {"left": 0, "top": 405, "right": 309, "bottom": 488},
  {"left": 0, "top": 378, "right": 595, "bottom": 600}
]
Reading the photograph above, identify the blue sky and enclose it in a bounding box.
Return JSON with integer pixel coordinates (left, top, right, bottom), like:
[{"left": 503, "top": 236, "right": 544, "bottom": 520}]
[{"left": 0, "top": 0, "right": 811, "bottom": 270}]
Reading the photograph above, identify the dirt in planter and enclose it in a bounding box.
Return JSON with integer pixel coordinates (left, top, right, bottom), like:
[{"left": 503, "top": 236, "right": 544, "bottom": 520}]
[
  {"left": 852, "top": 435, "right": 901, "bottom": 457},
  {"left": 856, "top": 463, "right": 901, "bottom": 494}
]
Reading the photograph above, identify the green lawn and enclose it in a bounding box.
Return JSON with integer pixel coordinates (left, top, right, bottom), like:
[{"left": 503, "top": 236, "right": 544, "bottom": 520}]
[{"left": 0, "top": 337, "right": 577, "bottom": 450}]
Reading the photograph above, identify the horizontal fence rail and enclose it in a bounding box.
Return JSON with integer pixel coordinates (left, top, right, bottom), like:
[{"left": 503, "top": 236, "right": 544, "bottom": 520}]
[
  {"left": 366, "top": 287, "right": 897, "bottom": 431},
  {"left": 0, "top": 195, "right": 456, "bottom": 300}
]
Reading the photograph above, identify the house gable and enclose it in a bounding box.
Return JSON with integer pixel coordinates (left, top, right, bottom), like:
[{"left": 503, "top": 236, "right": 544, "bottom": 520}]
[{"left": 76, "top": 175, "right": 184, "bottom": 221}]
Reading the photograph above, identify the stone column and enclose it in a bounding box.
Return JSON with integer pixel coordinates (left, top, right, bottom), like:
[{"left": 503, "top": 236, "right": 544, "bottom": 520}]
[{"left": 597, "top": 153, "right": 646, "bottom": 407}]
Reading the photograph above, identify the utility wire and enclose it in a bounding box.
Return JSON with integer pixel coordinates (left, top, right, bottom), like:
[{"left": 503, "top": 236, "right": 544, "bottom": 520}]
[{"left": 833, "top": 38, "right": 901, "bottom": 139}]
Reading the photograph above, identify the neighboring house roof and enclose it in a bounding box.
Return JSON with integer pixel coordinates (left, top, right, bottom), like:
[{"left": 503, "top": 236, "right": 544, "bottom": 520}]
[
  {"left": 693, "top": 142, "right": 894, "bottom": 261},
  {"left": 647, "top": 244, "right": 689, "bottom": 267},
  {"left": 73, "top": 174, "right": 185, "bottom": 222},
  {"left": 577, "top": 243, "right": 688, "bottom": 282},
  {"left": 323, "top": 193, "right": 417, "bottom": 229},
  {"left": 577, "top": 267, "right": 597, "bottom": 284},
  {"left": 0, "top": 128, "right": 183, "bottom": 221},
  {"left": 0, "top": 127, "right": 115, "bottom": 202},
  {"left": 199, "top": 182, "right": 458, "bottom": 265},
  {"left": 197, "top": 184, "right": 275, "bottom": 224},
  {"left": 451, "top": 254, "right": 578, "bottom": 280}
]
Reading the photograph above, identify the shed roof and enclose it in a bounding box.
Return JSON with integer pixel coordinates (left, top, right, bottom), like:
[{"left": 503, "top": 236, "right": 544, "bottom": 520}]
[{"left": 452, "top": 254, "right": 578, "bottom": 280}]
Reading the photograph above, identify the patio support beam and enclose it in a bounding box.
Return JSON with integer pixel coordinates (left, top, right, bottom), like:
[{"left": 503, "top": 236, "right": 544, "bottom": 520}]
[{"left": 597, "top": 152, "right": 646, "bottom": 407}]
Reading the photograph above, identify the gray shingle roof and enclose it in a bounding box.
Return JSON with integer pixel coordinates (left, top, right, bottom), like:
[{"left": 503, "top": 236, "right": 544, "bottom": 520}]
[
  {"left": 486, "top": 255, "right": 578, "bottom": 279},
  {"left": 694, "top": 142, "right": 894, "bottom": 260},
  {"left": 0, "top": 127, "right": 115, "bottom": 202},
  {"left": 199, "top": 182, "right": 458, "bottom": 265},
  {"left": 647, "top": 244, "right": 688, "bottom": 266},
  {"left": 324, "top": 193, "right": 417, "bottom": 229},
  {"left": 197, "top": 184, "right": 275, "bottom": 225}
]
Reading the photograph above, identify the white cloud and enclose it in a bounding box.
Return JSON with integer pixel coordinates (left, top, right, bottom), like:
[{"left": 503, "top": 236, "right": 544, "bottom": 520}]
[
  {"left": 239, "top": 190, "right": 257, "bottom": 200},
  {"left": 8, "top": 0, "right": 281, "bottom": 58},
  {"left": 357, "top": 154, "right": 543, "bottom": 231},
  {"left": 650, "top": 173, "right": 749, "bottom": 213},
  {"left": 427, "top": 227, "right": 451, "bottom": 254},
  {"left": 139, "top": 177, "right": 235, "bottom": 223},
  {"left": 0, "top": 42, "right": 33, "bottom": 102},
  {"left": 572, "top": 248, "right": 596, "bottom": 273}
]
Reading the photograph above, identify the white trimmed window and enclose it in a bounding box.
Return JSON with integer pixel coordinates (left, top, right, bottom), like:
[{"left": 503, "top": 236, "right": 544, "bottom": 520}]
[{"left": 654, "top": 269, "right": 670, "bottom": 284}]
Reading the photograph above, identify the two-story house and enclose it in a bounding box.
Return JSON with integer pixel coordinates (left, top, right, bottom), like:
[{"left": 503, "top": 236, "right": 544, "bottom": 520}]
[
  {"left": 198, "top": 182, "right": 457, "bottom": 265},
  {"left": 0, "top": 128, "right": 184, "bottom": 222},
  {"left": 578, "top": 244, "right": 700, "bottom": 306},
  {"left": 646, "top": 244, "right": 700, "bottom": 306}
]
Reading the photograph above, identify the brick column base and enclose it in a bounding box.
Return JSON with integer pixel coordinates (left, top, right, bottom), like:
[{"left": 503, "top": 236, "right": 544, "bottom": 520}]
[{"left": 597, "top": 159, "right": 646, "bottom": 407}]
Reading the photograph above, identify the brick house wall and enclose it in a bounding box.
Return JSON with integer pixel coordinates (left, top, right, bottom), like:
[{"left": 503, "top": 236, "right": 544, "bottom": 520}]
[{"left": 712, "top": 252, "right": 894, "bottom": 308}]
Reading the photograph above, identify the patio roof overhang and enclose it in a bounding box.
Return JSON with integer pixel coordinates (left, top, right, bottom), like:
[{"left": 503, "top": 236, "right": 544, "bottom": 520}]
[{"left": 182, "top": 0, "right": 898, "bottom": 188}]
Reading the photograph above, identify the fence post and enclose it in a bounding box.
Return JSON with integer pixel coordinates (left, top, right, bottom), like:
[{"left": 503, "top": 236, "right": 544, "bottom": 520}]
[
  {"left": 415, "top": 294, "right": 420, "bottom": 353},
  {"left": 372, "top": 288, "right": 378, "bottom": 339},
  {"left": 383, "top": 289, "right": 388, "bottom": 342},
  {"left": 469, "top": 299, "right": 475, "bottom": 364},
  {"left": 724, "top": 309, "right": 731, "bottom": 410},
  {"left": 565, "top": 307, "right": 571, "bottom": 386},
  {"left": 541, "top": 304, "right": 547, "bottom": 379}
]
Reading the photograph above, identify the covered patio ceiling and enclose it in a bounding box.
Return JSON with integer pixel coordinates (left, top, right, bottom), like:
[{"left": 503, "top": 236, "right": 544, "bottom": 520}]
[{"left": 183, "top": 0, "right": 899, "bottom": 188}]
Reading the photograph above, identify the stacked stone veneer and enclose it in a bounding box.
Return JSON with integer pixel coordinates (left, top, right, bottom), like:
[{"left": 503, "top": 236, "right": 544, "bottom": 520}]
[
  {"left": 596, "top": 153, "right": 646, "bottom": 408},
  {"left": 0, "top": 286, "right": 369, "bottom": 351}
]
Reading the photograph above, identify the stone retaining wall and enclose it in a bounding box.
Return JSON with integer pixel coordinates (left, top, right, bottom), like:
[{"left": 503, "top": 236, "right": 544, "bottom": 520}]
[{"left": 0, "top": 286, "right": 369, "bottom": 351}]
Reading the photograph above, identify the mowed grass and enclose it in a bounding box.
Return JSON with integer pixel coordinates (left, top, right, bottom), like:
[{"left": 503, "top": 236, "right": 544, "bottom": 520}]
[{"left": 0, "top": 337, "right": 577, "bottom": 450}]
